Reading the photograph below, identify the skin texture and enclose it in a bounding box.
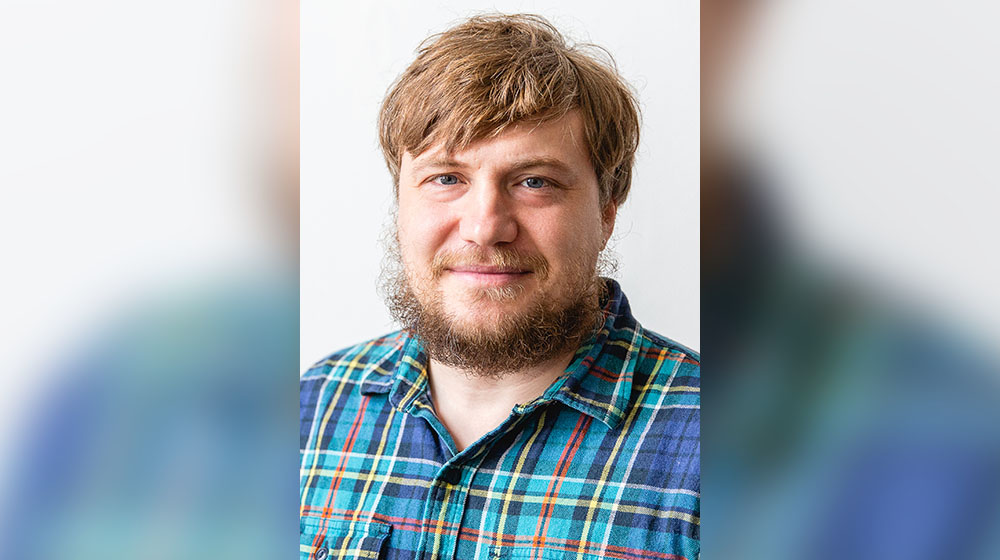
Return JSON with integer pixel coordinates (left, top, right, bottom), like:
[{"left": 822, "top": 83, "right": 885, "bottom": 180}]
[{"left": 394, "top": 110, "right": 617, "bottom": 450}]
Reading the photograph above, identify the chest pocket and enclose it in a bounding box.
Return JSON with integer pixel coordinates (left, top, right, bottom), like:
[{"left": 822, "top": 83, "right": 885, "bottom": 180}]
[{"left": 300, "top": 517, "right": 391, "bottom": 560}]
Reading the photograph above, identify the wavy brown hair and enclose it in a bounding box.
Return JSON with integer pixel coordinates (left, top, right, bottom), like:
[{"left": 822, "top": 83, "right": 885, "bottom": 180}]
[{"left": 378, "top": 13, "right": 640, "bottom": 207}]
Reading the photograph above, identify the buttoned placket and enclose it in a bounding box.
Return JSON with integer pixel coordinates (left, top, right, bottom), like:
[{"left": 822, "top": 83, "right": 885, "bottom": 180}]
[
  {"left": 379, "top": 319, "right": 621, "bottom": 559},
  {"left": 406, "top": 389, "right": 539, "bottom": 560}
]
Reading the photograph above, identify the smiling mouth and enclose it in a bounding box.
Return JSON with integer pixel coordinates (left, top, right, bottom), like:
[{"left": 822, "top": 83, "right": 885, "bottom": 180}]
[
  {"left": 446, "top": 266, "right": 532, "bottom": 285},
  {"left": 448, "top": 265, "right": 530, "bottom": 274}
]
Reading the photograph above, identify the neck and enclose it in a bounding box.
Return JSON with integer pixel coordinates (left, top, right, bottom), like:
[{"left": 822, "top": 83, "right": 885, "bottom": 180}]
[{"left": 427, "top": 350, "right": 576, "bottom": 452}]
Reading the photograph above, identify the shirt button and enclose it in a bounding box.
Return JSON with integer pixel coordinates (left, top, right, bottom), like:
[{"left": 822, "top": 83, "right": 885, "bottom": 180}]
[
  {"left": 441, "top": 468, "right": 461, "bottom": 485},
  {"left": 315, "top": 546, "right": 328, "bottom": 560}
]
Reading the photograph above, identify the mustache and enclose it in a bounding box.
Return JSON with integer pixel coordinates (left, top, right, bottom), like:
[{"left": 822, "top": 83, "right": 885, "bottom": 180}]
[{"left": 430, "top": 247, "right": 549, "bottom": 279}]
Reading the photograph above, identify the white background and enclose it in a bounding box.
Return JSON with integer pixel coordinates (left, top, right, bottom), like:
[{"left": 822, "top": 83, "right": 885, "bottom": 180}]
[{"left": 301, "top": 0, "right": 701, "bottom": 371}]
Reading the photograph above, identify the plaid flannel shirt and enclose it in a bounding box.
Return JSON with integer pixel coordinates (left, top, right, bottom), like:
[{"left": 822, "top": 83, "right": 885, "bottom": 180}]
[{"left": 300, "top": 279, "right": 700, "bottom": 559}]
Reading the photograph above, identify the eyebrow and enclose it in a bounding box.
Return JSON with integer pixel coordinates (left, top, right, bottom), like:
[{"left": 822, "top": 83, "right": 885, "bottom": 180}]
[
  {"left": 409, "top": 158, "right": 465, "bottom": 175},
  {"left": 507, "top": 157, "right": 575, "bottom": 176},
  {"left": 410, "top": 156, "right": 577, "bottom": 177}
]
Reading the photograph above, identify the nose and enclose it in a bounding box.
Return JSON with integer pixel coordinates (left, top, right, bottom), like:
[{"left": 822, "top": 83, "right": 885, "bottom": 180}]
[{"left": 458, "top": 181, "right": 518, "bottom": 247}]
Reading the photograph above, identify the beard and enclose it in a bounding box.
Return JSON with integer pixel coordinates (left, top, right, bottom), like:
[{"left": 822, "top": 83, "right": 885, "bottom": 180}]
[{"left": 379, "top": 226, "right": 613, "bottom": 379}]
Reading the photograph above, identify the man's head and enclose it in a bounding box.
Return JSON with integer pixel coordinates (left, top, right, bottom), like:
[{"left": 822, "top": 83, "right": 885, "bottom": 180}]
[{"left": 378, "top": 14, "right": 640, "bottom": 376}]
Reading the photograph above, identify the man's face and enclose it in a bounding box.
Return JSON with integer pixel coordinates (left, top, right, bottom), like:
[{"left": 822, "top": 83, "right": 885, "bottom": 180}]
[{"left": 390, "top": 110, "right": 615, "bottom": 374}]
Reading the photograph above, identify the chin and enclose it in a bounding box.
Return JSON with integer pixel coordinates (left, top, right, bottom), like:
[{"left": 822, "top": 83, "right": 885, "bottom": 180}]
[
  {"left": 441, "top": 282, "right": 525, "bottom": 304},
  {"left": 443, "top": 274, "right": 531, "bottom": 298},
  {"left": 445, "top": 295, "right": 529, "bottom": 323}
]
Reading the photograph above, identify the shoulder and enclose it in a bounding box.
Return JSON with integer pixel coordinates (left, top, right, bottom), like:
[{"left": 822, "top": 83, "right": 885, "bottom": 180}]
[
  {"left": 303, "top": 331, "right": 404, "bottom": 376},
  {"left": 619, "top": 325, "right": 700, "bottom": 418},
  {"left": 299, "top": 332, "right": 407, "bottom": 439},
  {"left": 600, "top": 278, "right": 699, "bottom": 382},
  {"left": 300, "top": 331, "right": 406, "bottom": 397},
  {"left": 638, "top": 326, "right": 700, "bottom": 380}
]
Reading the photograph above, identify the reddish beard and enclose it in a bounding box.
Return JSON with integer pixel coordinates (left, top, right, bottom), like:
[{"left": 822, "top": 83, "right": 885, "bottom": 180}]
[{"left": 380, "top": 243, "right": 607, "bottom": 378}]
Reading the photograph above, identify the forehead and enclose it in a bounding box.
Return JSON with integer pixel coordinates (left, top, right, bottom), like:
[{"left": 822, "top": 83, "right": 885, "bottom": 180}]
[{"left": 403, "top": 110, "right": 593, "bottom": 173}]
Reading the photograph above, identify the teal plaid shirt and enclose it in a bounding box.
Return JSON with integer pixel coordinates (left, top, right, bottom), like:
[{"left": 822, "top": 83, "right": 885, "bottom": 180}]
[{"left": 300, "top": 279, "right": 700, "bottom": 559}]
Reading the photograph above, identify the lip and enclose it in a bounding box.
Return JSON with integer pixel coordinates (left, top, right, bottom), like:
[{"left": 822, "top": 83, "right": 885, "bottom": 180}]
[
  {"left": 446, "top": 266, "right": 531, "bottom": 285},
  {"left": 448, "top": 265, "right": 529, "bottom": 274}
]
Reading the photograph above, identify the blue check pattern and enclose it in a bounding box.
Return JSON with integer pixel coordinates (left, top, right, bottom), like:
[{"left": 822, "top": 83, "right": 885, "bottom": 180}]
[{"left": 300, "top": 279, "right": 700, "bottom": 559}]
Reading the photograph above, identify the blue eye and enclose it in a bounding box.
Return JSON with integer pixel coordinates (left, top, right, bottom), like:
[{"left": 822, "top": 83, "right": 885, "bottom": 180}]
[
  {"left": 521, "top": 177, "right": 546, "bottom": 189},
  {"left": 434, "top": 174, "right": 459, "bottom": 185}
]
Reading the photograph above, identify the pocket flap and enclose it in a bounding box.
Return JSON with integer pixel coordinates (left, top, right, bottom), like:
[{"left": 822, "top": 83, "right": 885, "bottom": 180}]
[{"left": 300, "top": 517, "right": 391, "bottom": 560}]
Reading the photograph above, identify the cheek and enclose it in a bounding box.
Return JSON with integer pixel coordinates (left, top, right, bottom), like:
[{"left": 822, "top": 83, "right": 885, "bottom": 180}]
[
  {"left": 555, "top": 202, "right": 605, "bottom": 246},
  {"left": 397, "top": 199, "right": 452, "bottom": 263},
  {"left": 528, "top": 210, "right": 604, "bottom": 270}
]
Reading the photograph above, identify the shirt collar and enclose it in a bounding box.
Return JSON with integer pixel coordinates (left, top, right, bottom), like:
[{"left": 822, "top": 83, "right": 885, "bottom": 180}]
[
  {"left": 357, "top": 332, "right": 426, "bottom": 407},
  {"left": 359, "top": 278, "right": 641, "bottom": 429},
  {"left": 536, "top": 278, "right": 638, "bottom": 429}
]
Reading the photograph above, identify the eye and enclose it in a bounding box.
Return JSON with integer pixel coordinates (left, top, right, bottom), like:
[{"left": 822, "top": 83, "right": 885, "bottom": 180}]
[
  {"left": 520, "top": 177, "right": 547, "bottom": 189},
  {"left": 432, "top": 174, "right": 460, "bottom": 186}
]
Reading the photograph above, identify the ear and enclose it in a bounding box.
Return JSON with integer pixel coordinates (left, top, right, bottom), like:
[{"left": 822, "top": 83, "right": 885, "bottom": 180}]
[{"left": 600, "top": 201, "right": 618, "bottom": 249}]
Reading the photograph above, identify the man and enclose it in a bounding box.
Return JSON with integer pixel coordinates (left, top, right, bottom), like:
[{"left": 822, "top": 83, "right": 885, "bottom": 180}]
[{"left": 300, "top": 14, "right": 699, "bottom": 560}]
